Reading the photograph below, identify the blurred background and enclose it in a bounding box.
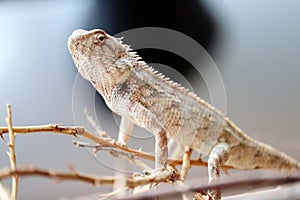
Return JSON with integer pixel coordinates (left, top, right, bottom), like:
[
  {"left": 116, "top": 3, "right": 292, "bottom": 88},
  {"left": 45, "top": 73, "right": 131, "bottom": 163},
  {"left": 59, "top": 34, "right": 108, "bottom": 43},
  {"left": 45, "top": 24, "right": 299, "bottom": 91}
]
[{"left": 0, "top": 0, "right": 299, "bottom": 199}]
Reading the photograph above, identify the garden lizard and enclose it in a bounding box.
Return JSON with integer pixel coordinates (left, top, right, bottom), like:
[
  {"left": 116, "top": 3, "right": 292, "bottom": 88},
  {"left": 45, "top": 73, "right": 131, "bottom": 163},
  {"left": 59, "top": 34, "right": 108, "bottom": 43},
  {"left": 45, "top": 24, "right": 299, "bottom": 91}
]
[{"left": 68, "top": 29, "right": 300, "bottom": 199}]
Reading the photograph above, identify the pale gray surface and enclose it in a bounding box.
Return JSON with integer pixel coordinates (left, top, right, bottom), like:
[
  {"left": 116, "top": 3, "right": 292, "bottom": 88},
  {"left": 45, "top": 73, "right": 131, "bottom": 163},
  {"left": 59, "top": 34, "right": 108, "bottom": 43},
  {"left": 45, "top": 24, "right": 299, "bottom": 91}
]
[
  {"left": 224, "top": 182, "right": 300, "bottom": 200},
  {"left": 0, "top": 1, "right": 299, "bottom": 199}
]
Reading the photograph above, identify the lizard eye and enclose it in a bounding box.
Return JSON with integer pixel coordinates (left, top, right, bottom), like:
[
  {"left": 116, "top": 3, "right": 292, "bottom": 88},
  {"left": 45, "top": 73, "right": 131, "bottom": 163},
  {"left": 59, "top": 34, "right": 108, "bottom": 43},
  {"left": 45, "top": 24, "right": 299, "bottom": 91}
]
[
  {"left": 94, "top": 33, "right": 106, "bottom": 44},
  {"left": 98, "top": 35, "right": 105, "bottom": 41}
]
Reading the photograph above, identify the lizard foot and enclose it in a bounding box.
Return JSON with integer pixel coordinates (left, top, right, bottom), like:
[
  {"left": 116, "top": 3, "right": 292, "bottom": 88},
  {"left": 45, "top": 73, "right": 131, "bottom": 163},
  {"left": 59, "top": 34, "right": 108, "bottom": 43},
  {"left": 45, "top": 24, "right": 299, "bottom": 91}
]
[
  {"left": 143, "top": 166, "right": 166, "bottom": 176},
  {"left": 193, "top": 192, "right": 210, "bottom": 200},
  {"left": 147, "top": 166, "right": 179, "bottom": 182},
  {"left": 133, "top": 166, "right": 179, "bottom": 182}
]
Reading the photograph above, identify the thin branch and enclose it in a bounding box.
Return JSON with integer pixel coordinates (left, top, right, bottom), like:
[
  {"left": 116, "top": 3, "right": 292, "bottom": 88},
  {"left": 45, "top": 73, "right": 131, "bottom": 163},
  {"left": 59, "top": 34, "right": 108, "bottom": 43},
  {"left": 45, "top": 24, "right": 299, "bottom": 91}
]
[
  {"left": 74, "top": 140, "right": 152, "bottom": 171},
  {"left": 0, "top": 166, "right": 177, "bottom": 188},
  {"left": 1, "top": 167, "right": 300, "bottom": 200},
  {"left": 83, "top": 107, "right": 109, "bottom": 138},
  {"left": 0, "top": 166, "right": 113, "bottom": 186},
  {"left": 0, "top": 125, "right": 207, "bottom": 168},
  {"left": 180, "top": 147, "right": 193, "bottom": 181},
  {"left": 0, "top": 124, "right": 232, "bottom": 170},
  {"left": 179, "top": 147, "right": 197, "bottom": 200},
  {"left": 5, "top": 104, "right": 18, "bottom": 200},
  {"left": 0, "top": 124, "right": 83, "bottom": 137}
]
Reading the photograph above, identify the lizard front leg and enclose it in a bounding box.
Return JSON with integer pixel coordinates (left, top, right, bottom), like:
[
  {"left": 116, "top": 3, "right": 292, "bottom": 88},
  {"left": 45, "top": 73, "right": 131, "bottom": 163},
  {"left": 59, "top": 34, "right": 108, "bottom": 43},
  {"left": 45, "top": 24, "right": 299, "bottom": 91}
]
[
  {"left": 117, "top": 116, "right": 134, "bottom": 145},
  {"left": 155, "top": 129, "right": 168, "bottom": 169},
  {"left": 207, "top": 143, "right": 229, "bottom": 200},
  {"left": 129, "top": 102, "right": 168, "bottom": 170}
]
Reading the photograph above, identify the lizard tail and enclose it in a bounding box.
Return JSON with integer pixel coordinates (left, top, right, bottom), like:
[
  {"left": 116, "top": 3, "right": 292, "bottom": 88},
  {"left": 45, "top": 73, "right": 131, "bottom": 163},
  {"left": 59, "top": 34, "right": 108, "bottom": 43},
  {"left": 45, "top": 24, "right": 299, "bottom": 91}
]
[
  {"left": 223, "top": 120, "right": 300, "bottom": 171},
  {"left": 253, "top": 141, "right": 300, "bottom": 171},
  {"left": 225, "top": 139, "right": 300, "bottom": 171}
]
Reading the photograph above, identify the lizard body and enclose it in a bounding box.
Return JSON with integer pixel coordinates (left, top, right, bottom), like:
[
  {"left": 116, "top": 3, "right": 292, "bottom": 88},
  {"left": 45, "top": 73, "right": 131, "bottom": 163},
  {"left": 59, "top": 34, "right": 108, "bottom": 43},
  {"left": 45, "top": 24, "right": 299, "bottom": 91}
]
[{"left": 68, "top": 29, "right": 299, "bottom": 199}]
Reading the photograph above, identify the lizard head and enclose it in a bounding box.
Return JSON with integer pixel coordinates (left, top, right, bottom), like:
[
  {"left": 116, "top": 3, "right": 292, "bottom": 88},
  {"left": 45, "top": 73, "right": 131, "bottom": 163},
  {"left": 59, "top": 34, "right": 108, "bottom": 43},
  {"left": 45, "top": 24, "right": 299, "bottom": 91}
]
[{"left": 68, "top": 29, "right": 133, "bottom": 82}]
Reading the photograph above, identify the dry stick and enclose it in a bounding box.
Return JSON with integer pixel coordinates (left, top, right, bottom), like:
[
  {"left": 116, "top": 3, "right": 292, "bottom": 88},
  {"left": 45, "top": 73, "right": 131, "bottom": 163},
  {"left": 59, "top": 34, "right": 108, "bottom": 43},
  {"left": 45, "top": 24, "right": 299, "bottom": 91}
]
[
  {"left": 0, "top": 123, "right": 232, "bottom": 196},
  {"left": 1, "top": 167, "right": 300, "bottom": 200},
  {"left": 74, "top": 140, "right": 152, "bottom": 171},
  {"left": 0, "top": 166, "right": 176, "bottom": 188},
  {"left": 0, "top": 124, "right": 232, "bottom": 170},
  {"left": 179, "top": 147, "right": 196, "bottom": 200},
  {"left": 92, "top": 141, "right": 150, "bottom": 171},
  {"left": 0, "top": 167, "right": 113, "bottom": 186},
  {"left": 5, "top": 104, "right": 18, "bottom": 200},
  {"left": 180, "top": 147, "right": 193, "bottom": 181},
  {"left": 83, "top": 107, "right": 108, "bottom": 138}
]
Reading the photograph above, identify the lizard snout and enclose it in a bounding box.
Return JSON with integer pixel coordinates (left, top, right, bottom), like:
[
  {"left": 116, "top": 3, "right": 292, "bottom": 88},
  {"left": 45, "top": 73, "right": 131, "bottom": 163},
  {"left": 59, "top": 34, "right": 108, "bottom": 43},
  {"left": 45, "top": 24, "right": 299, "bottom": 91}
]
[{"left": 67, "top": 29, "right": 87, "bottom": 48}]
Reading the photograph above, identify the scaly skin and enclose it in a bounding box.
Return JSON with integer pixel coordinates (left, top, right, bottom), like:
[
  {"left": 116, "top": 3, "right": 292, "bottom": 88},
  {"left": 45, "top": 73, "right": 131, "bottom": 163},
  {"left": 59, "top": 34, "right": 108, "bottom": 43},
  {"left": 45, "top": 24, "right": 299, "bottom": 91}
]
[{"left": 68, "top": 28, "right": 300, "bottom": 185}]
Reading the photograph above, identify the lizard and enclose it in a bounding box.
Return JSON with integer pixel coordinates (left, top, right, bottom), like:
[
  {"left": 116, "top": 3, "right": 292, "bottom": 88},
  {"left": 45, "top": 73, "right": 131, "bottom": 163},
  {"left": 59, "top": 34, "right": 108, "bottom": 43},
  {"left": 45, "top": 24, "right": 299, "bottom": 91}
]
[{"left": 67, "top": 29, "right": 300, "bottom": 199}]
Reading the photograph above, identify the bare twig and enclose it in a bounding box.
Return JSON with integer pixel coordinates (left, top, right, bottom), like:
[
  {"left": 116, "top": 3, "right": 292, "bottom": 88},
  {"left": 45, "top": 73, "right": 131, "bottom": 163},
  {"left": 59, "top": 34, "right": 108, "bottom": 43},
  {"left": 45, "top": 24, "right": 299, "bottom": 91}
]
[
  {"left": 83, "top": 107, "right": 109, "bottom": 138},
  {"left": 180, "top": 147, "right": 193, "bottom": 181},
  {"left": 179, "top": 147, "right": 196, "bottom": 200},
  {"left": 5, "top": 104, "right": 18, "bottom": 200},
  {"left": 0, "top": 124, "right": 229, "bottom": 169},
  {"left": 0, "top": 124, "right": 83, "bottom": 137},
  {"left": 0, "top": 166, "right": 178, "bottom": 188},
  {"left": 74, "top": 140, "right": 152, "bottom": 171},
  {"left": 4, "top": 167, "right": 296, "bottom": 200},
  {"left": 0, "top": 166, "right": 113, "bottom": 186}
]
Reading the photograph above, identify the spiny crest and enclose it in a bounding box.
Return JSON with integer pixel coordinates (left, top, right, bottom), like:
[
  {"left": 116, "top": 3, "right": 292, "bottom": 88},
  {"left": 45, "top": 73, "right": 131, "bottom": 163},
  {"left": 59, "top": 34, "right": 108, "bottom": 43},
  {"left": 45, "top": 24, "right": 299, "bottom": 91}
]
[
  {"left": 126, "top": 49, "right": 195, "bottom": 97},
  {"left": 125, "top": 45, "right": 221, "bottom": 114},
  {"left": 116, "top": 37, "right": 133, "bottom": 53},
  {"left": 128, "top": 51, "right": 141, "bottom": 60},
  {"left": 127, "top": 50, "right": 191, "bottom": 94},
  {"left": 117, "top": 37, "right": 124, "bottom": 42},
  {"left": 137, "top": 60, "right": 198, "bottom": 98}
]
